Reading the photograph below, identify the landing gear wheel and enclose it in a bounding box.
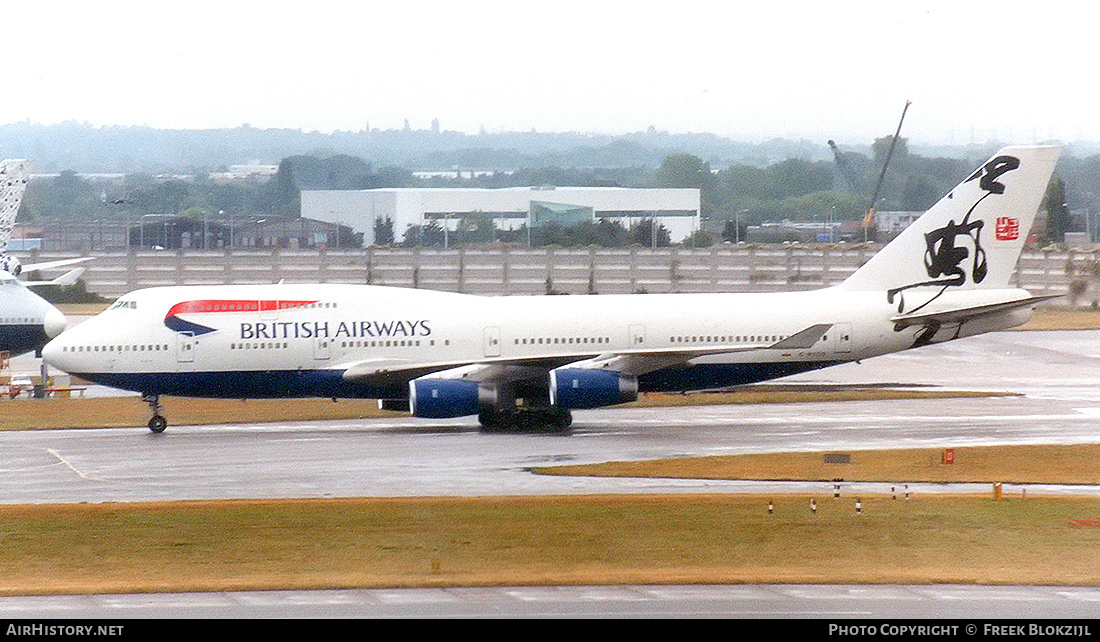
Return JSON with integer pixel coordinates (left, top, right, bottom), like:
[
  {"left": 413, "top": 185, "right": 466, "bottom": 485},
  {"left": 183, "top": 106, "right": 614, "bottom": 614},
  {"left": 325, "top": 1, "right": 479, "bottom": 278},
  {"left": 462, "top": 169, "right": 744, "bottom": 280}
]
[
  {"left": 148, "top": 415, "right": 168, "bottom": 433},
  {"left": 142, "top": 394, "right": 167, "bottom": 433},
  {"left": 551, "top": 408, "right": 573, "bottom": 431},
  {"left": 478, "top": 408, "right": 515, "bottom": 433},
  {"left": 478, "top": 407, "right": 572, "bottom": 434}
]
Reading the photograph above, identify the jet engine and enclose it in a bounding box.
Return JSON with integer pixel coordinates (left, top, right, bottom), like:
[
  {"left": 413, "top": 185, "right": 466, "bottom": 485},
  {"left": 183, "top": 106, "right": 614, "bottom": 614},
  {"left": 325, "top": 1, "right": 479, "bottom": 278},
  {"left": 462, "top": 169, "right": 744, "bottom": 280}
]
[
  {"left": 0, "top": 254, "right": 21, "bottom": 276},
  {"left": 549, "top": 368, "right": 638, "bottom": 410},
  {"left": 409, "top": 378, "right": 498, "bottom": 418}
]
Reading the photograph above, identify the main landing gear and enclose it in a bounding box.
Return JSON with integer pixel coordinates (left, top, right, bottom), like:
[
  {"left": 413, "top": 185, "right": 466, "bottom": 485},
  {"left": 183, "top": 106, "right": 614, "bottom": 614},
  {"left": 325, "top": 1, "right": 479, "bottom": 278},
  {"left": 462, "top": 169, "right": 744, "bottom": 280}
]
[
  {"left": 143, "top": 394, "right": 168, "bottom": 433},
  {"left": 478, "top": 406, "right": 573, "bottom": 434}
]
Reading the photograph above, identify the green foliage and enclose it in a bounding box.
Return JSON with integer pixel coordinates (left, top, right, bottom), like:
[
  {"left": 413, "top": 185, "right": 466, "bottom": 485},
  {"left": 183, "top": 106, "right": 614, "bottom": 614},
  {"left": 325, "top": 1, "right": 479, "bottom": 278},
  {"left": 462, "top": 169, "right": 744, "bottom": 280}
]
[
  {"left": 902, "top": 174, "right": 942, "bottom": 211},
  {"left": 658, "top": 154, "right": 721, "bottom": 219},
  {"left": 775, "top": 191, "right": 865, "bottom": 221},
  {"left": 872, "top": 135, "right": 910, "bottom": 171},
  {"left": 723, "top": 165, "right": 768, "bottom": 201},
  {"left": 721, "top": 219, "right": 746, "bottom": 243},
  {"left": 710, "top": 142, "right": 978, "bottom": 227},
  {"left": 762, "top": 158, "right": 833, "bottom": 200},
  {"left": 1044, "top": 176, "right": 1071, "bottom": 243},
  {"left": 24, "top": 273, "right": 108, "bottom": 304},
  {"left": 336, "top": 225, "right": 364, "bottom": 249},
  {"left": 400, "top": 220, "right": 446, "bottom": 247},
  {"left": 372, "top": 217, "right": 395, "bottom": 246},
  {"left": 657, "top": 154, "right": 714, "bottom": 190},
  {"left": 628, "top": 219, "right": 671, "bottom": 247},
  {"left": 683, "top": 229, "right": 714, "bottom": 248},
  {"left": 455, "top": 213, "right": 497, "bottom": 245}
]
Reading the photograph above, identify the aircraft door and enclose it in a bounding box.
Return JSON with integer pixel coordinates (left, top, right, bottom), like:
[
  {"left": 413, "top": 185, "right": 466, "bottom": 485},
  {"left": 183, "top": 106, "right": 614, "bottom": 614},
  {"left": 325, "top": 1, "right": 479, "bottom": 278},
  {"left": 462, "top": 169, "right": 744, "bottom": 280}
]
[
  {"left": 484, "top": 326, "right": 501, "bottom": 357},
  {"left": 177, "top": 331, "right": 195, "bottom": 364},
  {"left": 313, "top": 336, "right": 331, "bottom": 360},
  {"left": 823, "top": 323, "right": 853, "bottom": 354},
  {"left": 835, "top": 323, "right": 853, "bottom": 353},
  {"left": 629, "top": 324, "right": 646, "bottom": 348}
]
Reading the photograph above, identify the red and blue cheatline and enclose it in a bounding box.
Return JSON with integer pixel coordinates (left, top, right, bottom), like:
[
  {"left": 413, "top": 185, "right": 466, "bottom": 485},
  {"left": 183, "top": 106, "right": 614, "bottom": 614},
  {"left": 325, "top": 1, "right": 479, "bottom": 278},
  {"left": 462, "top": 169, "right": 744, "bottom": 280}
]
[{"left": 163, "top": 299, "right": 318, "bottom": 335}]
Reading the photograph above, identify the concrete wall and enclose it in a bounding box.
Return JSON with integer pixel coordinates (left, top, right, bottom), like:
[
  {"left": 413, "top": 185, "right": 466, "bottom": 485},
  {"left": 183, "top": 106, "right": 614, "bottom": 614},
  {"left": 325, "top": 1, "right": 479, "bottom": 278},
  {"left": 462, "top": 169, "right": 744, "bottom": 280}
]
[{"left": 17, "top": 246, "right": 1100, "bottom": 305}]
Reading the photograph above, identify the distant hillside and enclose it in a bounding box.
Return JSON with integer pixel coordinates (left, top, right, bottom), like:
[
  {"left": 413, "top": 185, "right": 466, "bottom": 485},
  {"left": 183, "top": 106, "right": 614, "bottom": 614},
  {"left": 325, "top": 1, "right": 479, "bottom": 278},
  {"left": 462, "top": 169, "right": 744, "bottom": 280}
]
[{"left": 0, "top": 121, "right": 899, "bottom": 174}]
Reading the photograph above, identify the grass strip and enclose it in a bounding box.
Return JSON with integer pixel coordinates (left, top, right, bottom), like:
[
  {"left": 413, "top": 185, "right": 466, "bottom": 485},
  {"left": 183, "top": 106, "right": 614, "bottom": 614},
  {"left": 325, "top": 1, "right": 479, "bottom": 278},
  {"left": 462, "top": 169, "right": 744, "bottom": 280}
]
[
  {"left": 3, "top": 494, "right": 1100, "bottom": 595},
  {"left": 1014, "top": 307, "right": 1100, "bottom": 330},
  {"left": 532, "top": 445, "right": 1100, "bottom": 486},
  {"left": 0, "top": 396, "right": 399, "bottom": 430}
]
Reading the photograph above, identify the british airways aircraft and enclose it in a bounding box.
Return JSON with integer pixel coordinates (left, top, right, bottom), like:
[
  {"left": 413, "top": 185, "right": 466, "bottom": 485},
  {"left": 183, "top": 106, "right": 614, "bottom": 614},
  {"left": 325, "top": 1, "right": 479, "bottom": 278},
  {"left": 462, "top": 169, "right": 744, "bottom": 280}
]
[
  {"left": 0, "top": 160, "right": 87, "bottom": 357},
  {"left": 43, "top": 146, "right": 1060, "bottom": 433}
]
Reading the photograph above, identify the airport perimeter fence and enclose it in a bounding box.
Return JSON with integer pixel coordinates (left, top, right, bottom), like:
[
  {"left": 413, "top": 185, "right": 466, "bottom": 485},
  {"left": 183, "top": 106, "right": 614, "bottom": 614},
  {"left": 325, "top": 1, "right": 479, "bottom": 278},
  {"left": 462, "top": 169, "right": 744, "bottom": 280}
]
[{"left": 14, "top": 246, "right": 1099, "bottom": 305}]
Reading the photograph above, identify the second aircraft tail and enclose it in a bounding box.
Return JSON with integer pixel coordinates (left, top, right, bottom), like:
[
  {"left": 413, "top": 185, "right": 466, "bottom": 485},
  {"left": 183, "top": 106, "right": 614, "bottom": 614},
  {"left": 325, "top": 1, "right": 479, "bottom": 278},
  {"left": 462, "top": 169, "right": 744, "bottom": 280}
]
[{"left": 0, "top": 160, "right": 31, "bottom": 275}]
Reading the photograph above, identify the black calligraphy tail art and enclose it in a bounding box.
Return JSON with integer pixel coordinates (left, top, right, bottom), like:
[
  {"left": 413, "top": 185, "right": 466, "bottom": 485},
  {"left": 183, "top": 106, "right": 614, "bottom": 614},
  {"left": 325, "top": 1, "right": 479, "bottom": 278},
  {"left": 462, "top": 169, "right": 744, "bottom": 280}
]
[
  {"left": 843, "top": 151, "right": 1043, "bottom": 298},
  {"left": 838, "top": 147, "right": 1058, "bottom": 346}
]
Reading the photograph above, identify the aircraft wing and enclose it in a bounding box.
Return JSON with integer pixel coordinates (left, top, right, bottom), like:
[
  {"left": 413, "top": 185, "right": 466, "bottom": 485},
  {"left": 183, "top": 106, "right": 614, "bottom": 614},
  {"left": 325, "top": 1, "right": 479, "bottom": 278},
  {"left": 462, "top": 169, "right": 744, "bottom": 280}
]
[
  {"left": 889, "top": 294, "right": 1060, "bottom": 328},
  {"left": 21, "top": 257, "right": 94, "bottom": 273},
  {"left": 549, "top": 323, "right": 833, "bottom": 376},
  {"left": 342, "top": 358, "right": 548, "bottom": 383},
  {"left": 339, "top": 323, "right": 835, "bottom": 385}
]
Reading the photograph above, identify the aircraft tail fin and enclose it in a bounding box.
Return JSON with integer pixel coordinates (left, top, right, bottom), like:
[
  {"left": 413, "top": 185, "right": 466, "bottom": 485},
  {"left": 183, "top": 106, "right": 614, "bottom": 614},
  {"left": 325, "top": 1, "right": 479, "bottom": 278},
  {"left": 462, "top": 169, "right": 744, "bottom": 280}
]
[
  {"left": 838, "top": 146, "right": 1060, "bottom": 293},
  {"left": 0, "top": 160, "right": 31, "bottom": 255}
]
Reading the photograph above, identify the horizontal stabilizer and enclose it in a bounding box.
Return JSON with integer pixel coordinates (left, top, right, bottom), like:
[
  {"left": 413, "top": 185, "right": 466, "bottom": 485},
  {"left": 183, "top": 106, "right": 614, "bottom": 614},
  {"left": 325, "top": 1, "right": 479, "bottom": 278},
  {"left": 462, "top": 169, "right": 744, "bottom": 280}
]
[{"left": 890, "top": 294, "right": 1060, "bottom": 328}]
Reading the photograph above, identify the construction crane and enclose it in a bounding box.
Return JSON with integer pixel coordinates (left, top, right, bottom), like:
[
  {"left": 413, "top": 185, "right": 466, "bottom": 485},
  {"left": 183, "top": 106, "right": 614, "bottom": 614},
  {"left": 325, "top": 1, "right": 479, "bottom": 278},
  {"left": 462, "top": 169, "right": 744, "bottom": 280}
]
[
  {"left": 862, "top": 100, "right": 912, "bottom": 243},
  {"left": 828, "top": 139, "right": 861, "bottom": 194}
]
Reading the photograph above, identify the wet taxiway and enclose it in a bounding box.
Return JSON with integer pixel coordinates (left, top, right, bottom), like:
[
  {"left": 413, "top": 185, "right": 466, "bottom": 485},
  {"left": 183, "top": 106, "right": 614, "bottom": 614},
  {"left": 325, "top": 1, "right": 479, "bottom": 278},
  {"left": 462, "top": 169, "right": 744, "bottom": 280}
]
[
  {"left": 2, "top": 330, "right": 1100, "bottom": 618},
  {"left": 2, "top": 330, "right": 1100, "bottom": 504}
]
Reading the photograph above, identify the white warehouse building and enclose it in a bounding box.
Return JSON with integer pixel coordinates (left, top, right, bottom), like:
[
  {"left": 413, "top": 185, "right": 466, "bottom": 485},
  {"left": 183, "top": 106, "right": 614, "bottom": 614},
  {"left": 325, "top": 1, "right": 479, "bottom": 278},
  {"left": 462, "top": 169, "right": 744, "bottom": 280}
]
[{"left": 301, "top": 187, "right": 701, "bottom": 245}]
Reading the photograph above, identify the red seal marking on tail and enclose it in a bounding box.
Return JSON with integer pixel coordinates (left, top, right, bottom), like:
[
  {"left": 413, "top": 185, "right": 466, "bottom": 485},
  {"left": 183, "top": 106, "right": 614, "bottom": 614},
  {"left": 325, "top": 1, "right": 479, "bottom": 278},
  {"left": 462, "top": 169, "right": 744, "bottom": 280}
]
[{"left": 995, "top": 216, "right": 1019, "bottom": 241}]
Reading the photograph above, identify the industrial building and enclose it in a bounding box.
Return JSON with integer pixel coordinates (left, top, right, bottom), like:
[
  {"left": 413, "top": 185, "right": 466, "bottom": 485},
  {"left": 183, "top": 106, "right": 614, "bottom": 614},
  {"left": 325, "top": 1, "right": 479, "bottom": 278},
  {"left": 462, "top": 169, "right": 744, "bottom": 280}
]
[{"left": 301, "top": 187, "right": 701, "bottom": 245}]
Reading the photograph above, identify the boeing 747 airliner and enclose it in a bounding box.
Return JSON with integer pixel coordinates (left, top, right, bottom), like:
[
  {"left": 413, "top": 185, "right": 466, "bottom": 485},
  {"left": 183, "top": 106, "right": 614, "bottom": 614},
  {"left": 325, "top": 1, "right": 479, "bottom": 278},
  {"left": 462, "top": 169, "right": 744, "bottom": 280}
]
[{"left": 43, "top": 146, "right": 1060, "bottom": 432}]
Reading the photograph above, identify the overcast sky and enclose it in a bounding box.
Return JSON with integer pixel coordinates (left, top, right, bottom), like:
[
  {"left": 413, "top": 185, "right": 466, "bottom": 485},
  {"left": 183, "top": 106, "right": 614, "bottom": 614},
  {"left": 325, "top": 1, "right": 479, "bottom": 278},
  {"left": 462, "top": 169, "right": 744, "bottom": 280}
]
[{"left": 6, "top": 1, "right": 1097, "bottom": 146}]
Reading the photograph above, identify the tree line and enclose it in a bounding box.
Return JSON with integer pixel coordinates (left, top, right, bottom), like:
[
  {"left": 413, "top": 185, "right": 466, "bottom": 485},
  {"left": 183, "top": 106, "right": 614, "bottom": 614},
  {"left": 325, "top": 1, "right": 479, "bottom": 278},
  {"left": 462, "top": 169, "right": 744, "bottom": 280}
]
[{"left": 17, "top": 139, "right": 1090, "bottom": 248}]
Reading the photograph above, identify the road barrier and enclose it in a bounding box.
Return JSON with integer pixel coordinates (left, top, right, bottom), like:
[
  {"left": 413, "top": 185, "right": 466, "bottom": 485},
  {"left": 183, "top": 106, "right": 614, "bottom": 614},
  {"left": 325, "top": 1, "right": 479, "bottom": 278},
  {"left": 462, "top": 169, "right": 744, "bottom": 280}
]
[{"left": 15, "top": 246, "right": 1091, "bottom": 300}]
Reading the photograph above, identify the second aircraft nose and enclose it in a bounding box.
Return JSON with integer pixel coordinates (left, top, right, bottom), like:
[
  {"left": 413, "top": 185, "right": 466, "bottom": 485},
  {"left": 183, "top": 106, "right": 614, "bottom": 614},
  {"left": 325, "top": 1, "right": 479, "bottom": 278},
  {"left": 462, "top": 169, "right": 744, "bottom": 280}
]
[
  {"left": 43, "top": 306, "right": 68, "bottom": 339},
  {"left": 40, "top": 335, "right": 63, "bottom": 370}
]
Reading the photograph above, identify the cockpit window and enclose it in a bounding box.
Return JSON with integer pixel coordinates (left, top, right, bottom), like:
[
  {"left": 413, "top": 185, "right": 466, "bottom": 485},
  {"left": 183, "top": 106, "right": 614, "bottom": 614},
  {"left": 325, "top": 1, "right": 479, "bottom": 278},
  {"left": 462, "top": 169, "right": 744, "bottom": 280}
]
[{"left": 108, "top": 300, "right": 137, "bottom": 310}]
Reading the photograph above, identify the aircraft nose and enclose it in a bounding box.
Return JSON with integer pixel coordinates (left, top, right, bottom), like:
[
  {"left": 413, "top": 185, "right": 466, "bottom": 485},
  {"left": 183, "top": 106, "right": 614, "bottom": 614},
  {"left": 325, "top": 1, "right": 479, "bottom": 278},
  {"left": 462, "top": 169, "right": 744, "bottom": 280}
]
[
  {"left": 43, "top": 306, "right": 68, "bottom": 339},
  {"left": 41, "top": 337, "right": 60, "bottom": 367}
]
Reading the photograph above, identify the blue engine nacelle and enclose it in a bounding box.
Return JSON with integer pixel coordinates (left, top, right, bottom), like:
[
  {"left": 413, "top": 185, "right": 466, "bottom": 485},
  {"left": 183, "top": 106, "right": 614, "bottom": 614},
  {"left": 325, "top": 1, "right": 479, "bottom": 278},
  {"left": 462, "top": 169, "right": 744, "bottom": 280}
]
[
  {"left": 409, "top": 378, "right": 498, "bottom": 418},
  {"left": 549, "top": 368, "right": 638, "bottom": 410}
]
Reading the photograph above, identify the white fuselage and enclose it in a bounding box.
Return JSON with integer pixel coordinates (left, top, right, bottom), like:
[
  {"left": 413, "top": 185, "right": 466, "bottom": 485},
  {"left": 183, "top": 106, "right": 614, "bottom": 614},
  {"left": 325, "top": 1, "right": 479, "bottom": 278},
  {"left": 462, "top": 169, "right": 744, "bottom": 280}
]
[{"left": 41, "top": 282, "right": 1032, "bottom": 402}]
